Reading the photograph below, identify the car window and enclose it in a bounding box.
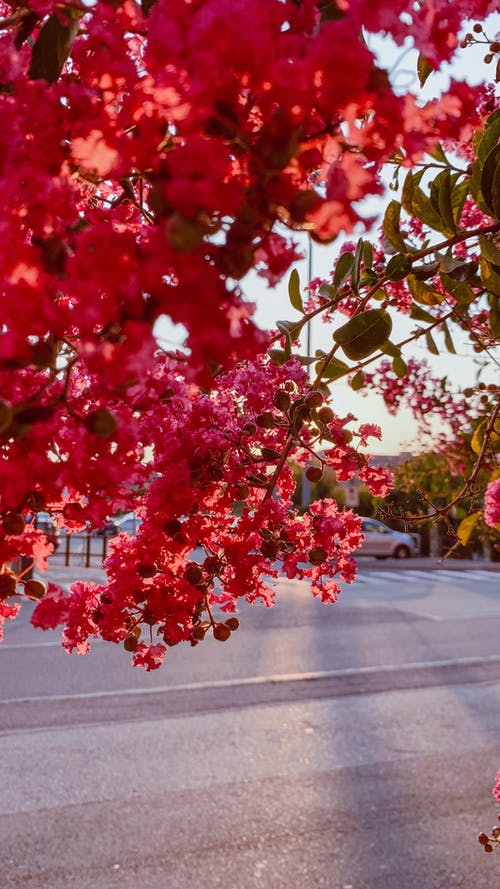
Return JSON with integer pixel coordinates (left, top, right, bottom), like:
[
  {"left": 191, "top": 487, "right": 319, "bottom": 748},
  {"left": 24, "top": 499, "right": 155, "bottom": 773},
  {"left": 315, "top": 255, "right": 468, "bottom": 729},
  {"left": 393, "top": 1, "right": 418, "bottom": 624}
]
[{"left": 361, "top": 520, "right": 389, "bottom": 533}]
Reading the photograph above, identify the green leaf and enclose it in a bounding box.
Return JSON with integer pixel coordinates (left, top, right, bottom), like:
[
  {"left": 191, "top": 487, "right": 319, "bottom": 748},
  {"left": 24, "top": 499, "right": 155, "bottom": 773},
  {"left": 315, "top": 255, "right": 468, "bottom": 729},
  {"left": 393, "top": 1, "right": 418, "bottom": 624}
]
[
  {"left": 442, "top": 322, "right": 456, "bottom": 354},
  {"left": 382, "top": 201, "right": 408, "bottom": 253},
  {"left": 444, "top": 261, "right": 479, "bottom": 283},
  {"left": 385, "top": 253, "right": 413, "bottom": 281},
  {"left": 471, "top": 419, "right": 487, "bottom": 455},
  {"left": 480, "top": 144, "right": 500, "bottom": 214},
  {"left": 439, "top": 272, "right": 475, "bottom": 304},
  {"left": 430, "top": 144, "right": 449, "bottom": 165},
  {"left": 314, "top": 356, "right": 350, "bottom": 380},
  {"left": 476, "top": 115, "right": 500, "bottom": 164},
  {"left": 480, "top": 258, "right": 500, "bottom": 297},
  {"left": 29, "top": 9, "right": 83, "bottom": 83},
  {"left": 491, "top": 160, "right": 500, "bottom": 221},
  {"left": 360, "top": 268, "right": 379, "bottom": 287},
  {"left": 392, "top": 356, "right": 408, "bottom": 378},
  {"left": 425, "top": 330, "right": 439, "bottom": 355},
  {"left": 288, "top": 268, "right": 304, "bottom": 313},
  {"left": 411, "top": 186, "right": 448, "bottom": 233},
  {"left": 488, "top": 293, "right": 500, "bottom": 337},
  {"left": 470, "top": 160, "right": 493, "bottom": 216},
  {"left": 333, "top": 252, "right": 355, "bottom": 290},
  {"left": 480, "top": 236, "right": 500, "bottom": 265},
  {"left": 456, "top": 512, "right": 482, "bottom": 546},
  {"left": 417, "top": 54, "right": 434, "bottom": 87},
  {"left": 363, "top": 241, "right": 373, "bottom": 270},
  {"left": 277, "top": 319, "right": 305, "bottom": 342},
  {"left": 351, "top": 239, "right": 364, "bottom": 295},
  {"left": 409, "top": 303, "right": 436, "bottom": 323},
  {"left": 380, "top": 340, "right": 401, "bottom": 358},
  {"left": 269, "top": 349, "right": 288, "bottom": 366},
  {"left": 435, "top": 169, "right": 456, "bottom": 235},
  {"left": 411, "top": 260, "right": 440, "bottom": 280},
  {"left": 450, "top": 177, "right": 469, "bottom": 226},
  {"left": 408, "top": 275, "right": 443, "bottom": 306},
  {"left": 333, "top": 309, "right": 392, "bottom": 360},
  {"left": 350, "top": 370, "right": 365, "bottom": 390},
  {"left": 401, "top": 170, "right": 425, "bottom": 216},
  {"left": 318, "top": 282, "right": 337, "bottom": 300}
]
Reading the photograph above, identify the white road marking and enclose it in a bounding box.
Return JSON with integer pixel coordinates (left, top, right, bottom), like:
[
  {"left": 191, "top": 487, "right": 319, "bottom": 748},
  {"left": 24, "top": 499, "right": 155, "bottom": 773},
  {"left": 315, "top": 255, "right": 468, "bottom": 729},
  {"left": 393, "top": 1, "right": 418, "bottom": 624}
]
[
  {"left": 354, "top": 569, "right": 498, "bottom": 586},
  {"left": 2, "top": 654, "right": 500, "bottom": 706}
]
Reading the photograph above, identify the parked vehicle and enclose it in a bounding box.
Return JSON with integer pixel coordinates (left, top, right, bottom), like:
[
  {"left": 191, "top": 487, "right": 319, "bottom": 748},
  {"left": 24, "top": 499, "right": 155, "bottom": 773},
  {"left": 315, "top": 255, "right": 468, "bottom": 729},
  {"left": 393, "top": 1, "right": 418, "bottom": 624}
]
[
  {"left": 358, "top": 518, "right": 418, "bottom": 559},
  {"left": 101, "top": 511, "right": 141, "bottom": 536}
]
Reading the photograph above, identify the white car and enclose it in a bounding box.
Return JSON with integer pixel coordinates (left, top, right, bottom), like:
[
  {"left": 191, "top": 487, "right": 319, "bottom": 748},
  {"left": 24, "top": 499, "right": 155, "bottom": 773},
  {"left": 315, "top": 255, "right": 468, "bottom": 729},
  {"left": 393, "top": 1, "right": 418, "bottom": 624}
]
[{"left": 358, "top": 518, "right": 418, "bottom": 559}]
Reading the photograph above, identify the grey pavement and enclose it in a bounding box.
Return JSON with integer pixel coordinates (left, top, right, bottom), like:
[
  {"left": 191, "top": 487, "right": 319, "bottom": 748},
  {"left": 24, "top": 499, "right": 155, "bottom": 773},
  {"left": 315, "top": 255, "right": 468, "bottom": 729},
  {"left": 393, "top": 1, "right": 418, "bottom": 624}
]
[{"left": 2, "top": 565, "right": 500, "bottom": 888}]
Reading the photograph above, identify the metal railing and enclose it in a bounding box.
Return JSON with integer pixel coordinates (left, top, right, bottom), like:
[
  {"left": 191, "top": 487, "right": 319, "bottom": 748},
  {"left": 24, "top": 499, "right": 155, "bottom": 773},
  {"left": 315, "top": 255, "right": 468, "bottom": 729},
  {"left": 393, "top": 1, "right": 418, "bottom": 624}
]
[{"left": 50, "top": 533, "right": 111, "bottom": 568}]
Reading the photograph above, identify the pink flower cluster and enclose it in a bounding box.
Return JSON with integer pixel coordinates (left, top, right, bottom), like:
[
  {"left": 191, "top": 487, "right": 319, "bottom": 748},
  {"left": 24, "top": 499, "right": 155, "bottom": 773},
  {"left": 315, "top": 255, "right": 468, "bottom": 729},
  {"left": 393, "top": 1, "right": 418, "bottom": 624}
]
[
  {"left": 0, "top": 0, "right": 496, "bottom": 665},
  {"left": 484, "top": 479, "right": 500, "bottom": 529}
]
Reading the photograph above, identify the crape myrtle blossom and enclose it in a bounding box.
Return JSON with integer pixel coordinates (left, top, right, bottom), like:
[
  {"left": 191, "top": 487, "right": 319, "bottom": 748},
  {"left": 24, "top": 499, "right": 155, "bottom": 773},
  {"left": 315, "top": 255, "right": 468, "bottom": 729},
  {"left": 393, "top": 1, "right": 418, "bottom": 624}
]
[
  {"left": 484, "top": 479, "right": 500, "bottom": 529},
  {"left": 26, "top": 356, "right": 380, "bottom": 669},
  {"left": 0, "top": 0, "right": 497, "bottom": 670}
]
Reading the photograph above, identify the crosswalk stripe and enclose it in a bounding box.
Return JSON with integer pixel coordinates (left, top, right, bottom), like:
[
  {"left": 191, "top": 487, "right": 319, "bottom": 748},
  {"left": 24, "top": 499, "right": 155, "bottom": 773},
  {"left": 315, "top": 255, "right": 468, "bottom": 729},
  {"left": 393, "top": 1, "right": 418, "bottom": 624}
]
[
  {"left": 458, "top": 570, "right": 498, "bottom": 581},
  {"left": 353, "top": 569, "right": 498, "bottom": 586}
]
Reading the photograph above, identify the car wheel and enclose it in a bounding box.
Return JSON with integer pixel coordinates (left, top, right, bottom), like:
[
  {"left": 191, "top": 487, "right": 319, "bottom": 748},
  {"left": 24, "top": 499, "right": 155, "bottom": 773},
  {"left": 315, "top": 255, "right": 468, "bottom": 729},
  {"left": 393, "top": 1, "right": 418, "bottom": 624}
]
[{"left": 394, "top": 545, "right": 410, "bottom": 559}]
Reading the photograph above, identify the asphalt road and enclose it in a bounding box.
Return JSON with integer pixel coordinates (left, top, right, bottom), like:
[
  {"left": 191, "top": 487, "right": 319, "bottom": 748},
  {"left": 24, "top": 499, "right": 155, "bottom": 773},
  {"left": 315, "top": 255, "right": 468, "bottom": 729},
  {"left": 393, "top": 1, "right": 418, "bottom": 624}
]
[{"left": 2, "top": 561, "right": 500, "bottom": 888}]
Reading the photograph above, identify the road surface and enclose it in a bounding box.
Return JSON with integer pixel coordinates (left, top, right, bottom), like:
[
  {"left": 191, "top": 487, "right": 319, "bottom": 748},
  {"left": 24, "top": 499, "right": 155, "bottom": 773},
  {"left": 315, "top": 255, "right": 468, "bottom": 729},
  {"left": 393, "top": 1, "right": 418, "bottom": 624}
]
[{"left": 1, "top": 561, "right": 500, "bottom": 888}]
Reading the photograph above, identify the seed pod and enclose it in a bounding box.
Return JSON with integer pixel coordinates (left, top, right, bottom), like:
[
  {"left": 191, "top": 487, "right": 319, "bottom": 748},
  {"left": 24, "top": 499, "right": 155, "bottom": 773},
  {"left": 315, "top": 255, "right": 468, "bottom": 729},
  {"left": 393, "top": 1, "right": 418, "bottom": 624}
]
[
  {"left": 26, "top": 490, "right": 46, "bottom": 511},
  {"left": 306, "top": 466, "right": 323, "bottom": 483},
  {"left": 192, "top": 625, "right": 206, "bottom": 640},
  {"left": 30, "top": 340, "right": 55, "bottom": 367},
  {"left": 317, "top": 406, "right": 334, "bottom": 424},
  {"left": 24, "top": 579, "right": 46, "bottom": 600},
  {"left": 124, "top": 635, "right": 138, "bottom": 652},
  {"left": 204, "top": 555, "right": 222, "bottom": 574},
  {"left": 213, "top": 623, "right": 231, "bottom": 642},
  {"left": 84, "top": 408, "right": 118, "bottom": 438},
  {"left": 136, "top": 563, "right": 158, "bottom": 578},
  {"left": 309, "top": 547, "right": 327, "bottom": 565},
  {"left": 2, "top": 512, "right": 26, "bottom": 536},
  {"left": 273, "top": 389, "right": 291, "bottom": 412},
  {"left": 225, "top": 617, "right": 240, "bottom": 631},
  {"left": 163, "top": 519, "right": 182, "bottom": 535},
  {"left": 242, "top": 422, "right": 257, "bottom": 436},
  {"left": 256, "top": 411, "right": 276, "bottom": 429},
  {"left": 185, "top": 563, "right": 203, "bottom": 585},
  {"left": 0, "top": 573, "right": 17, "bottom": 599},
  {"left": 305, "top": 391, "right": 323, "bottom": 409},
  {"left": 0, "top": 398, "right": 13, "bottom": 434},
  {"left": 235, "top": 483, "right": 250, "bottom": 500}
]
